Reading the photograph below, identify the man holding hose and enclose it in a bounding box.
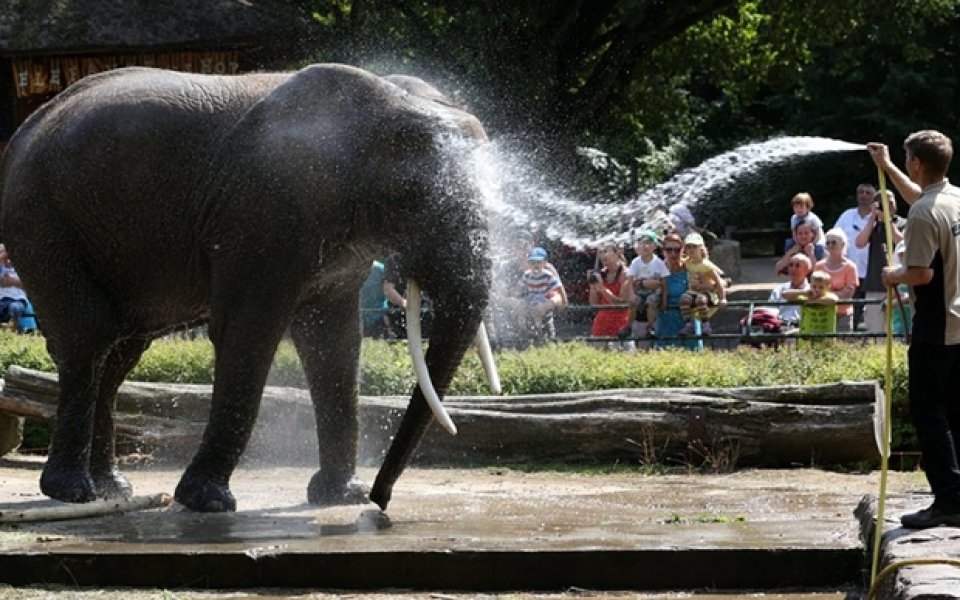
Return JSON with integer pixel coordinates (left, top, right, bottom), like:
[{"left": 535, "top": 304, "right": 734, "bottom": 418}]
[{"left": 868, "top": 131, "right": 960, "bottom": 529}]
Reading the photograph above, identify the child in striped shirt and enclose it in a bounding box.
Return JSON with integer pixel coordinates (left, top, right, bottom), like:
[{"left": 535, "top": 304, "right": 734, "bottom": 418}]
[{"left": 519, "top": 246, "right": 563, "bottom": 331}]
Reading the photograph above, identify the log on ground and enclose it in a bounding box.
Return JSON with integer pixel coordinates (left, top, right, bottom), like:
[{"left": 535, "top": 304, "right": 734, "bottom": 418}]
[{"left": 0, "top": 366, "right": 881, "bottom": 466}]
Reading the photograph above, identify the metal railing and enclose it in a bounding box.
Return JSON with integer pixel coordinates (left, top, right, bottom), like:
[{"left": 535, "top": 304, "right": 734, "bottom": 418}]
[{"left": 334, "top": 297, "right": 908, "bottom": 349}]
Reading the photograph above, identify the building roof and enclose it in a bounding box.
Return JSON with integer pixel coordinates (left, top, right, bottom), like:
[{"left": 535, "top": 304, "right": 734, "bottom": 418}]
[{"left": 0, "top": 0, "right": 313, "bottom": 56}]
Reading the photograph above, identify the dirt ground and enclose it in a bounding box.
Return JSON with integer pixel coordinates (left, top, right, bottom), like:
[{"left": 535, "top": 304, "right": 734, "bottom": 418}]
[{"left": 0, "top": 454, "right": 928, "bottom": 600}]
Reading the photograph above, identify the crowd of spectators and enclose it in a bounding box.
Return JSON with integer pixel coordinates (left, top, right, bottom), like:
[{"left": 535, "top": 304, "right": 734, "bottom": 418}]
[
  {"left": 361, "top": 180, "right": 912, "bottom": 350},
  {"left": 760, "top": 182, "right": 911, "bottom": 339}
]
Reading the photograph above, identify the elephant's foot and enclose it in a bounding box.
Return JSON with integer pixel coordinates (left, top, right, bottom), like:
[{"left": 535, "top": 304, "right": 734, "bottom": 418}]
[
  {"left": 40, "top": 463, "right": 97, "bottom": 504},
  {"left": 307, "top": 471, "right": 369, "bottom": 506},
  {"left": 174, "top": 472, "right": 236, "bottom": 512},
  {"left": 92, "top": 465, "right": 133, "bottom": 500}
]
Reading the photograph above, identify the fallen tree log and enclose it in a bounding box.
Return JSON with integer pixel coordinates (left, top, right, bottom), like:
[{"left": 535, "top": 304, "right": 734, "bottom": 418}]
[{"left": 0, "top": 366, "right": 881, "bottom": 467}]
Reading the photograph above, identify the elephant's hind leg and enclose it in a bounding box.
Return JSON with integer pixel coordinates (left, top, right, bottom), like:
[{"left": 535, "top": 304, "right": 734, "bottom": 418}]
[
  {"left": 37, "top": 301, "right": 126, "bottom": 503},
  {"left": 290, "top": 293, "right": 368, "bottom": 507},
  {"left": 175, "top": 297, "right": 294, "bottom": 512},
  {"left": 90, "top": 337, "right": 150, "bottom": 499}
]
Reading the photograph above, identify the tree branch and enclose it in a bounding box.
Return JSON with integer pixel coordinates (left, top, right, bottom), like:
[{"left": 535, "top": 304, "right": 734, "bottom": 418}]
[{"left": 565, "top": 0, "right": 737, "bottom": 129}]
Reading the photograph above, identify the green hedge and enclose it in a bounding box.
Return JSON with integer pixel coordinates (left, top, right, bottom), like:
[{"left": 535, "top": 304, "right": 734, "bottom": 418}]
[{"left": 0, "top": 331, "right": 914, "bottom": 450}]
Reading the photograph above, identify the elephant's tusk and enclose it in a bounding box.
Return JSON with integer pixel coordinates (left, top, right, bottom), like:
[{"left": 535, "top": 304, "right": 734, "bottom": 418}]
[
  {"left": 474, "top": 321, "right": 501, "bottom": 395},
  {"left": 405, "top": 279, "right": 457, "bottom": 435}
]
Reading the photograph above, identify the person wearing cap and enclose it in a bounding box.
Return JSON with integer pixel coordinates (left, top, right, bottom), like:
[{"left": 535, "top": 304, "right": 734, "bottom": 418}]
[
  {"left": 623, "top": 230, "right": 670, "bottom": 338},
  {"left": 678, "top": 232, "right": 725, "bottom": 336},
  {"left": 854, "top": 189, "right": 906, "bottom": 333},
  {"left": 506, "top": 233, "right": 568, "bottom": 308},
  {"left": 869, "top": 130, "right": 960, "bottom": 528},
  {"left": 813, "top": 228, "right": 858, "bottom": 332},
  {"left": 517, "top": 246, "right": 564, "bottom": 339}
]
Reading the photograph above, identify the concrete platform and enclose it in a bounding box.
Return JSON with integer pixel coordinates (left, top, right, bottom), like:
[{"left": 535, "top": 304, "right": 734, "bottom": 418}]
[
  {"left": 0, "top": 455, "right": 926, "bottom": 592},
  {"left": 857, "top": 493, "right": 960, "bottom": 600}
]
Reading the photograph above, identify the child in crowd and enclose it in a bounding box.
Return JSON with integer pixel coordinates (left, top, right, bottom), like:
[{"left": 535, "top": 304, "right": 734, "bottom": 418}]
[
  {"left": 814, "top": 228, "right": 859, "bottom": 332},
  {"left": 678, "top": 233, "right": 725, "bottom": 335},
  {"left": 803, "top": 270, "right": 839, "bottom": 305},
  {"left": 885, "top": 241, "right": 913, "bottom": 337},
  {"left": 786, "top": 192, "right": 825, "bottom": 259},
  {"left": 519, "top": 246, "right": 563, "bottom": 335},
  {"left": 623, "top": 230, "right": 670, "bottom": 337}
]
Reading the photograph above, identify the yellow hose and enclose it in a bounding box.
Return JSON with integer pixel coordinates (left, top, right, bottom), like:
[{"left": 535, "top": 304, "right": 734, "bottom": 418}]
[
  {"left": 866, "top": 167, "right": 960, "bottom": 599},
  {"left": 869, "top": 558, "right": 960, "bottom": 599},
  {"left": 868, "top": 166, "right": 894, "bottom": 589}
]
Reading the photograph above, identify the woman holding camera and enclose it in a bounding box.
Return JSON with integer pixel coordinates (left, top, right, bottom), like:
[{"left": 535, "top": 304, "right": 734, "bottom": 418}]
[{"left": 588, "top": 242, "right": 631, "bottom": 338}]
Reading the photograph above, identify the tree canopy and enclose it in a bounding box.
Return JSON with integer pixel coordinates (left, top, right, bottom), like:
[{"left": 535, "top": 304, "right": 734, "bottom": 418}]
[{"left": 288, "top": 0, "right": 960, "bottom": 228}]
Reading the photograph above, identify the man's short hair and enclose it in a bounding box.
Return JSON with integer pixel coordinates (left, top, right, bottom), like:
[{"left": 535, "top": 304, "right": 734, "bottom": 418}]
[{"left": 904, "top": 130, "right": 953, "bottom": 176}]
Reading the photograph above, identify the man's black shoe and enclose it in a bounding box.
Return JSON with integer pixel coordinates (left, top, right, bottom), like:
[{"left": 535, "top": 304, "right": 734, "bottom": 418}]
[{"left": 900, "top": 503, "right": 960, "bottom": 529}]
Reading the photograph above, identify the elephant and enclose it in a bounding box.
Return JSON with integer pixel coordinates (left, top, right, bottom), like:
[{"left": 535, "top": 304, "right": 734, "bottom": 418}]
[{"left": 0, "top": 63, "right": 498, "bottom": 512}]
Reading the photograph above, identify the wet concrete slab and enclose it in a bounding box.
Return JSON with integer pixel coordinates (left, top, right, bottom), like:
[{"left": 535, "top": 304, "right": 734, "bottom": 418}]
[
  {"left": 0, "top": 455, "right": 926, "bottom": 591},
  {"left": 857, "top": 493, "right": 960, "bottom": 600}
]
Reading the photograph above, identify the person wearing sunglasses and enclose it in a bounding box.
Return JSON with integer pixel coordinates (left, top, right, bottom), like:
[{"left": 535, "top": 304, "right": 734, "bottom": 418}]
[
  {"left": 814, "top": 228, "right": 859, "bottom": 332},
  {"left": 652, "top": 233, "right": 698, "bottom": 349}
]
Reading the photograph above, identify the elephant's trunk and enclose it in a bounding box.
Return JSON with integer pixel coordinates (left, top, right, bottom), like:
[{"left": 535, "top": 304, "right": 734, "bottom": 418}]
[
  {"left": 368, "top": 389, "right": 433, "bottom": 509},
  {"left": 369, "top": 275, "right": 485, "bottom": 510}
]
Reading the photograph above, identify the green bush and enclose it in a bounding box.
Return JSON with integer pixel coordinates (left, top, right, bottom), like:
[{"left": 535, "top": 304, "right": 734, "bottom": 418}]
[{"left": 0, "top": 331, "right": 914, "bottom": 449}]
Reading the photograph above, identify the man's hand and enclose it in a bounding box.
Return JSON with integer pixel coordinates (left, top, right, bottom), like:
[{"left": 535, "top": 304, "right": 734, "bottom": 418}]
[
  {"left": 866, "top": 142, "right": 891, "bottom": 168},
  {"left": 881, "top": 265, "right": 900, "bottom": 288}
]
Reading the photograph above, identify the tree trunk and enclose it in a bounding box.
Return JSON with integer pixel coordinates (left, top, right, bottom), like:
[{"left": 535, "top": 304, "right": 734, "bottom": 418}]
[{"left": 0, "top": 366, "right": 880, "bottom": 467}]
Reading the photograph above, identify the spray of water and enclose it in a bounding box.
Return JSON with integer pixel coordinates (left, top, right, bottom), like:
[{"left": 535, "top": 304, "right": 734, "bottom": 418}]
[{"left": 470, "top": 135, "right": 865, "bottom": 250}]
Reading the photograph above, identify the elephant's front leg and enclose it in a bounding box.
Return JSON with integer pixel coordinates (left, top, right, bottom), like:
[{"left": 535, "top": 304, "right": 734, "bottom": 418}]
[{"left": 290, "top": 292, "right": 368, "bottom": 506}]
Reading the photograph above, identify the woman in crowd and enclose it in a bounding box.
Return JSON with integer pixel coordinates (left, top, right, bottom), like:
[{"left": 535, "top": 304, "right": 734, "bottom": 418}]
[
  {"left": 775, "top": 219, "right": 818, "bottom": 275},
  {"left": 785, "top": 192, "right": 825, "bottom": 259},
  {"left": 588, "top": 242, "right": 630, "bottom": 341},
  {"left": 654, "top": 233, "right": 698, "bottom": 349},
  {"left": 814, "top": 228, "right": 859, "bottom": 332}
]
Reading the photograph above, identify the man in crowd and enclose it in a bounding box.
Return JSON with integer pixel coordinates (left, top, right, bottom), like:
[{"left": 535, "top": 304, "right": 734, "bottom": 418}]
[
  {"left": 833, "top": 183, "right": 877, "bottom": 329},
  {"left": 767, "top": 253, "right": 812, "bottom": 331},
  {"left": 869, "top": 130, "right": 960, "bottom": 528}
]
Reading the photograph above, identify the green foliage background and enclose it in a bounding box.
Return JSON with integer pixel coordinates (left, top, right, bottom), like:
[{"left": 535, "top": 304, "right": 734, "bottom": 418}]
[{"left": 0, "top": 331, "right": 913, "bottom": 451}]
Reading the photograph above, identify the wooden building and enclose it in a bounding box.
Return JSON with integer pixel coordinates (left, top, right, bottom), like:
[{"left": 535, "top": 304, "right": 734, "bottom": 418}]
[{"left": 0, "top": 0, "right": 312, "bottom": 149}]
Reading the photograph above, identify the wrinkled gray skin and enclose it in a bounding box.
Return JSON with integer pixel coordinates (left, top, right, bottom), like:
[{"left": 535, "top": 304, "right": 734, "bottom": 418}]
[{"left": 0, "top": 64, "right": 490, "bottom": 511}]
